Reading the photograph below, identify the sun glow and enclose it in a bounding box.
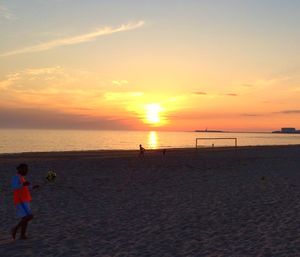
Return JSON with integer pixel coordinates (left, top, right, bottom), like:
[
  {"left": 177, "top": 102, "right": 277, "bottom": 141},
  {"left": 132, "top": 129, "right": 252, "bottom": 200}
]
[{"left": 144, "top": 103, "right": 163, "bottom": 125}]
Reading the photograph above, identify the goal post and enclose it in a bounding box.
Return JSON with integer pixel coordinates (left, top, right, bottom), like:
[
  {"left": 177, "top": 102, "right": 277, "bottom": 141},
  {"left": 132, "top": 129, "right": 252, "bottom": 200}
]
[{"left": 195, "top": 137, "right": 238, "bottom": 149}]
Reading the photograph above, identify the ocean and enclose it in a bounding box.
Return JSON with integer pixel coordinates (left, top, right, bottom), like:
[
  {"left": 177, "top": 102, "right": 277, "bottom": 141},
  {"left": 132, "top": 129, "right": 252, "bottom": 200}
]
[{"left": 1, "top": 129, "right": 300, "bottom": 154}]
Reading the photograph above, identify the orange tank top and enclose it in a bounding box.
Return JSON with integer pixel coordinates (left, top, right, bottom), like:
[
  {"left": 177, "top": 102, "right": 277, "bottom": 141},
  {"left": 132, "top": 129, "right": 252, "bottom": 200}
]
[{"left": 13, "top": 175, "right": 32, "bottom": 205}]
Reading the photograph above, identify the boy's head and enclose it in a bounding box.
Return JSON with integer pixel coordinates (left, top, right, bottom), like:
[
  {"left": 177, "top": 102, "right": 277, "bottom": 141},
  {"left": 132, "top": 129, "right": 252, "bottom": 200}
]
[{"left": 17, "top": 163, "right": 28, "bottom": 176}]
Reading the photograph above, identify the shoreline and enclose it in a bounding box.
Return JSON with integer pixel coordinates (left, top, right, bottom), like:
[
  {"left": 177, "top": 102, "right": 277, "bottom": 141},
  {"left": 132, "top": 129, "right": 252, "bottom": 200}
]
[{"left": 1, "top": 143, "right": 300, "bottom": 159}]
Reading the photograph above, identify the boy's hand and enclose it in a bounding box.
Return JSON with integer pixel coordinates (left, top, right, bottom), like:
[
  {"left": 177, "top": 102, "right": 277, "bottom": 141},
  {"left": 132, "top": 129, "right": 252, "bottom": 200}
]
[
  {"left": 23, "top": 181, "right": 30, "bottom": 186},
  {"left": 33, "top": 185, "right": 40, "bottom": 189}
]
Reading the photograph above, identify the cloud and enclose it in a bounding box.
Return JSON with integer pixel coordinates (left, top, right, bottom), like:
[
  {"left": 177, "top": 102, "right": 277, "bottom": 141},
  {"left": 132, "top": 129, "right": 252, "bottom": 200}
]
[
  {"left": 279, "top": 110, "right": 300, "bottom": 114},
  {"left": 193, "top": 91, "right": 207, "bottom": 95},
  {"left": 0, "top": 66, "right": 108, "bottom": 112},
  {"left": 24, "top": 66, "right": 62, "bottom": 76},
  {"left": 240, "top": 113, "right": 262, "bottom": 117},
  {"left": 0, "top": 21, "right": 145, "bottom": 57},
  {"left": 112, "top": 80, "right": 129, "bottom": 86},
  {"left": 0, "top": 66, "right": 65, "bottom": 91},
  {"left": 241, "top": 84, "right": 253, "bottom": 88},
  {"left": 0, "top": 107, "right": 129, "bottom": 130},
  {"left": 0, "top": 5, "right": 15, "bottom": 20},
  {"left": 240, "top": 110, "right": 300, "bottom": 117},
  {"left": 0, "top": 72, "right": 20, "bottom": 90},
  {"left": 193, "top": 92, "right": 238, "bottom": 97}
]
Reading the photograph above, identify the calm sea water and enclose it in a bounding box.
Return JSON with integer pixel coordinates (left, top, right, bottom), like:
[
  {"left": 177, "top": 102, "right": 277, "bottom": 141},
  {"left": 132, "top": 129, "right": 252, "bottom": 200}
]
[{"left": 1, "top": 129, "right": 300, "bottom": 154}]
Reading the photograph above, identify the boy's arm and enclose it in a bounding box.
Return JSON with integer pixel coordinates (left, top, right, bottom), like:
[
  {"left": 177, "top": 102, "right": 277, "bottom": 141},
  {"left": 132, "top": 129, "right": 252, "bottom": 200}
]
[
  {"left": 11, "top": 176, "right": 23, "bottom": 190},
  {"left": 12, "top": 175, "right": 39, "bottom": 190}
]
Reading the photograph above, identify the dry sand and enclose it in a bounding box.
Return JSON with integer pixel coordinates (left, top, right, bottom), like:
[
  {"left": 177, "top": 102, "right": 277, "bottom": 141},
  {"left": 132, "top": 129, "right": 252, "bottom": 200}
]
[{"left": 1, "top": 145, "right": 300, "bottom": 257}]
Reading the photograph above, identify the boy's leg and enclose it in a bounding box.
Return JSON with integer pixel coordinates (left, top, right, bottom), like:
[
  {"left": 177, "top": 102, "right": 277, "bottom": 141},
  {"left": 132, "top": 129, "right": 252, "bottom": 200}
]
[
  {"left": 11, "top": 217, "right": 26, "bottom": 240},
  {"left": 11, "top": 222, "right": 20, "bottom": 240},
  {"left": 20, "top": 221, "right": 28, "bottom": 239},
  {"left": 20, "top": 215, "right": 33, "bottom": 239},
  {"left": 11, "top": 215, "right": 33, "bottom": 240}
]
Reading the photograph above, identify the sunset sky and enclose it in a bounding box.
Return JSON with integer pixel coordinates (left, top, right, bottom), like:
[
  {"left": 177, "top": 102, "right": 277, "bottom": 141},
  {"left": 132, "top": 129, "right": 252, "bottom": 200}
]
[{"left": 1, "top": 0, "right": 300, "bottom": 131}]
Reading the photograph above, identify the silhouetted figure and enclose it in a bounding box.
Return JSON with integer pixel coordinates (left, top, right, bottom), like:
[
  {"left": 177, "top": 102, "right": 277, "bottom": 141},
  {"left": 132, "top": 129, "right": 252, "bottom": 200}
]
[
  {"left": 11, "top": 164, "right": 39, "bottom": 240},
  {"left": 162, "top": 149, "right": 166, "bottom": 155},
  {"left": 139, "top": 144, "right": 145, "bottom": 157}
]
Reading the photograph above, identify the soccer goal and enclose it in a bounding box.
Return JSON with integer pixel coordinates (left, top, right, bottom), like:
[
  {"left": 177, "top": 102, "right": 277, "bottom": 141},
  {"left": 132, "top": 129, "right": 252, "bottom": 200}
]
[{"left": 195, "top": 137, "right": 238, "bottom": 149}]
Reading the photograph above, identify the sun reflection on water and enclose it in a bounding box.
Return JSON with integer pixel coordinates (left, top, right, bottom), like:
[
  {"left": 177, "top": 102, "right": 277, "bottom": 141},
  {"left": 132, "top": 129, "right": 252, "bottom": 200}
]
[{"left": 148, "top": 131, "right": 158, "bottom": 149}]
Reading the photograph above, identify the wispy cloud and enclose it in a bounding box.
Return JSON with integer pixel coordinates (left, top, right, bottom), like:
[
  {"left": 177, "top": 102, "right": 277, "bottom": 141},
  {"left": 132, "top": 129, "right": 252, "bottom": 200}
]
[
  {"left": 112, "top": 80, "right": 129, "bottom": 86},
  {"left": 225, "top": 93, "right": 238, "bottom": 96},
  {"left": 0, "top": 5, "right": 15, "bottom": 20},
  {"left": 0, "top": 66, "right": 63, "bottom": 91},
  {"left": 240, "top": 113, "right": 263, "bottom": 117},
  {"left": 279, "top": 110, "right": 300, "bottom": 114},
  {"left": 0, "top": 66, "right": 106, "bottom": 111},
  {"left": 241, "top": 84, "right": 253, "bottom": 88},
  {"left": 240, "top": 110, "right": 300, "bottom": 117},
  {"left": 193, "top": 91, "right": 207, "bottom": 95},
  {"left": 0, "top": 21, "right": 145, "bottom": 57}
]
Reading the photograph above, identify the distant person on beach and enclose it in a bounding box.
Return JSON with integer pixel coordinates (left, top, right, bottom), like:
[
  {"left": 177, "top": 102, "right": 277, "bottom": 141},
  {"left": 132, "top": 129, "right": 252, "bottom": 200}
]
[
  {"left": 11, "top": 163, "right": 39, "bottom": 240},
  {"left": 139, "top": 144, "right": 145, "bottom": 157}
]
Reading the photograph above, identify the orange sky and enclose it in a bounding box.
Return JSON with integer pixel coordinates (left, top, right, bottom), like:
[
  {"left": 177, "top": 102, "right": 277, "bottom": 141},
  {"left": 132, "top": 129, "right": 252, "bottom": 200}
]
[{"left": 0, "top": 1, "right": 300, "bottom": 131}]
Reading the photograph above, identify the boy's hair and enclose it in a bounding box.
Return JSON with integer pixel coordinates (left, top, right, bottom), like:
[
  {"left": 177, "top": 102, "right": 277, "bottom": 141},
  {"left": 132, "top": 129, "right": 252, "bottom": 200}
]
[{"left": 17, "top": 163, "right": 28, "bottom": 172}]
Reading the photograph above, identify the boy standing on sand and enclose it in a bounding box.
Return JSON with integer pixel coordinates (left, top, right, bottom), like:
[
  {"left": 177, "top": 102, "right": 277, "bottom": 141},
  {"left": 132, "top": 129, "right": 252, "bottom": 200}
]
[
  {"left": 11, "top": 163, "right": 38, "bottom": 240},
  {"left": 139, "top": 144, "right": 145, "bottom": 157}
]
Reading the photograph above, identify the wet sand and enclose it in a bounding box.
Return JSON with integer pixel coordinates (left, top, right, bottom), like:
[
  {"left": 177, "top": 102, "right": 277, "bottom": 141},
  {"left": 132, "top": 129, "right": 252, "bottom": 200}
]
[{"left": 1, "top": 145, "right": 300, "bottom": 256}]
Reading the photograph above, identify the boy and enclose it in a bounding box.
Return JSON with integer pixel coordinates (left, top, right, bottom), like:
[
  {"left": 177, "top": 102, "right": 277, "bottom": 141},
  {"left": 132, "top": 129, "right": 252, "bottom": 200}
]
[
  {"left": 11, "top": 163, "right": 38, "bottom": 240},
  {"left": 139, "top": 144, "right": 145, "bottom": 157}
]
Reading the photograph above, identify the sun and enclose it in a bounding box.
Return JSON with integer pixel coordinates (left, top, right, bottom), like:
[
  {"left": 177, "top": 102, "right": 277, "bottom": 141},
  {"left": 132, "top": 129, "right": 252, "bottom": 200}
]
[{"left": 144, "top": 103, "right": 163, "bottom": 125}]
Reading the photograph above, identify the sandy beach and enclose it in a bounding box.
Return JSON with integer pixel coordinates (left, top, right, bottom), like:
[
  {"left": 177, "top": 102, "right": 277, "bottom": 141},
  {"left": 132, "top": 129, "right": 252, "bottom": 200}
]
[{"left": 1, "top": 145, "right": 300, "bottom": 256}]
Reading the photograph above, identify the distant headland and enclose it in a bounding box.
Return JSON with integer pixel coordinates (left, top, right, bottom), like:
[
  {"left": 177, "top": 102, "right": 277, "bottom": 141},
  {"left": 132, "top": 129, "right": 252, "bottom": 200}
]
[
  {"left": 194, "top": 129, "right": 224, "bottom": 133},
  {"left": 272, "top": 128, "right": 300, "bottom": 134}
]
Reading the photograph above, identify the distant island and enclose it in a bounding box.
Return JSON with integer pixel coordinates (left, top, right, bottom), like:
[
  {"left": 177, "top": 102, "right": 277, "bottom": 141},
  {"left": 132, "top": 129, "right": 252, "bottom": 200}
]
[
  {"left": 195, "top": 129, "right": 224, "bottom": 133},
  {"left": 272, "top": 128, "right": 300, "bottom": 134}
]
